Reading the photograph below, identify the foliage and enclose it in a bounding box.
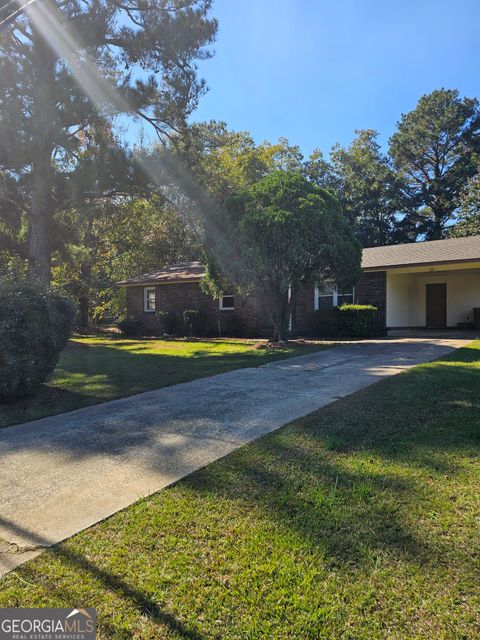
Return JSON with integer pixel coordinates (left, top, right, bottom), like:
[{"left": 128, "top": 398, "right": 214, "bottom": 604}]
[
  {"left": 161, "top": 311, "right": 181, "bottom": 336},
  {"left": 170, "top": 122, "right": 305, "bottom": 198},
  {"left": 309, "top": 304, "right": 379, "bottom": 338},
  {"left": 308, "top": 307, "right": 338, "bottom": 338},
  {"left": 219, "top": 313, "right": 244, "bottom": 338},
  {"left": 51, "top": 197, "right": 201, "bottom": 327},
  {"left": 449, "top": 171, "right": 480, "bottom": 237},
  {"left": 0, "top": 0, "right": 216, "bottom": 281},
  {"left": 389, "top": 89, "right": 480, "bottom": 239},
  {"left": 117, "top": 317, "right": 144, "bottom": 337},
  {"left": 337, "top": 303, "right": 380, "bottom": 337},
  {"left": 183, "top": 309, "right": 201, "bottom": 336},
  {"left": 0, "top": 279, "right": 75, "bottom": 401},
  {"left": 154, "top": 311, "right": 170, "bottom": 336},
  {"left": 201, "top": 171, "right": 362, "bottom": 342},
  {"left": 159, "top": 122, "right": 332, "bottom": 219},
  {"left": 329, "top": 130, "right": 402, "bottom": 246}
]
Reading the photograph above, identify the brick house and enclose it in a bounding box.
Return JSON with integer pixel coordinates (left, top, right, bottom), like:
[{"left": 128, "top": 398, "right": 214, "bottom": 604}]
[{"left": 117, "top": 236, "right": 480, "bottom": 336}]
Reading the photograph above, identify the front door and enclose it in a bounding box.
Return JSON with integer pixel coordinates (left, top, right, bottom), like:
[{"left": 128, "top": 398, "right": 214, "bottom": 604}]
[{"left": 426, "top": 283, "right": 447, "bottom": 328}]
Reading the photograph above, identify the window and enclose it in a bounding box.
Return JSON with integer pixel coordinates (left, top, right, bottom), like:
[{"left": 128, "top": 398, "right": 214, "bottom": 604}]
[
  {"left": 144, "top": 287, "right": 156, "bottom": 312},
  {"left": 316, "top": 282, "right": 335, "bottom": 309},
  {"left": 219, "top": 294, "right": 235, "bottom": 311},
  {"left": 314, "top": 282, "right": 355, "bottom": 309}
]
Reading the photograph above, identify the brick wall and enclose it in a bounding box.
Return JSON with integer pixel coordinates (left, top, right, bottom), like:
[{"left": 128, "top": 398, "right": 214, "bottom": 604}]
[
  {"left": 356, "top": 271, "right": 387, "bottom": 328},
  {"left": 126, "top": 283, "right": 274, "bottom": 337},
  {"left": 127, "top": 276, "right": 386, "bottom": 337}
]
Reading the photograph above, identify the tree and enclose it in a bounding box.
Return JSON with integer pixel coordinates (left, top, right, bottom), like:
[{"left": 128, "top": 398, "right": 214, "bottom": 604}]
[
  {"left": 201, "top": 171, "right": 361, "bottom": 342},
  {"left": 177, "top": 122, "right": 270, "bottom": 194},
  {"left": 256, "top": 137, "right": 304, "bottom": 173},
  {"left": 449, "top": 172, "right": 480, "bottom": 237},
  {"left": 389, "top": 89, "right": 480, "bottom": 240},
  {"left": 51, "top": 196, "right": 201, "bottom": 327},
  {"left": 176, "top": 123, "right": 307, "bottom": 195},
  {"left": 329, "top": 130, "right": 401, "bottom": 247},
  {"left": 303, "top": 148, "right": 339, "bottom": 191},
  {"left": 0, "top": 0, "right": 216, "bottom": 282}
]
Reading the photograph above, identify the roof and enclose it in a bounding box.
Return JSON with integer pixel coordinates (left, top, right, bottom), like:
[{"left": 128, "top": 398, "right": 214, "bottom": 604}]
[
  {"left": 116, "top": 261, "right": 206, "bottom": 286},
  {"left": 362, "top": 235, "right": 480, "bottom": 270},
  {"left": 117, "top": 237, "right": 480, "bottom": 285}
]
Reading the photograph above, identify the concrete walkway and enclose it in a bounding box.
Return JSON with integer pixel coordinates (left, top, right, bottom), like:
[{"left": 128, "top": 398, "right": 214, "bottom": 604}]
[{"left": 0, "top": 336, "right": 471, "bottom": 577}]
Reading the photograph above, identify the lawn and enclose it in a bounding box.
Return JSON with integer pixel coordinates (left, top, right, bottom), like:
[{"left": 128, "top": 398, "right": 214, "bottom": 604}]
[
  {"left": 1, "top": 341, "right": 479, "bottom": 639},
  {"left": 0, "top": 336, "right": 331, "bottom": 428}
]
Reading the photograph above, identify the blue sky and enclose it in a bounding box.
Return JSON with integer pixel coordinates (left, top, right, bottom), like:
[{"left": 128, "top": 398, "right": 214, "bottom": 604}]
[{"left": 186, "top": 0, "right": 480, "bottom": 158}]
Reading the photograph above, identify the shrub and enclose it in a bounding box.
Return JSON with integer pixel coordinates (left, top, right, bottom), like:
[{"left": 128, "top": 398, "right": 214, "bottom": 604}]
[
  {"left": 338, "top": 304, "right": 379, "bottom": 337},
  {"left": 0, "top": 279, "right": 76, "bottom": 402},
  {"left": 117, "top": 316, "right": 144, "bottom": 337},
  {"left": 154, "top": 310, "right": 169, "bottom": 336},
  {"left": 218, "top": 314, "right": 244, "bottom": 338},
  {"left": 308, "top": 308, "right": 338, "bottom": 338},
  {"left": 183, "top": 309, "right": 201, "bottom": 336},
  {"left": 157, "top": 310, "right": 180, "bottom": 336},
  {"left": 309, "top": 304, "right": 379, "bottom": 338}
]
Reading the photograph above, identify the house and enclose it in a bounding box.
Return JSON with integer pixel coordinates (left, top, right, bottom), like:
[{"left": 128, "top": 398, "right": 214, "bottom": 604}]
[
  {"left": 116, "top": 235, "right": 480, "bottom": 335},
  {"left": 363, "top": 235, "right": 480, "bottom": 330}
]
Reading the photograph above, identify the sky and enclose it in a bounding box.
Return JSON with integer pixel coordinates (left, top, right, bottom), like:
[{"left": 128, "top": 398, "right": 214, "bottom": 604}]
[{"left": 185, "top": 0, "right": 480, "bottom": 158}]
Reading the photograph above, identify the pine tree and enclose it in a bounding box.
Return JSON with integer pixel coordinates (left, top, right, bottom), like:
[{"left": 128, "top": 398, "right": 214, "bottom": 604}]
[
  {"left": 0, "top": 0, "right": 216, "bottom": 281},
  {"left": 389, "top": 89, "right": 480, "bottom": 240}
]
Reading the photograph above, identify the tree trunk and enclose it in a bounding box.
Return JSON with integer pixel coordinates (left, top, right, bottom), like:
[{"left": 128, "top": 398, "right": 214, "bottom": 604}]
[
  {"left": 28, "top": 31, "right": 56, "bottom": 283},
  {"left": 78, "top": 295, "right": 90, "bottom": 330},
  {"left": 29, "top": 154, "right": 54, "bottom": 282},
  {"left": 265, "top": 288, "right": 290, "bottom": 343},
  {"left": 77, "top": 262, "right": 92, "bottom": 330},
  {"left": 431, "top": 208, "right": 444, "bottom": 240}
]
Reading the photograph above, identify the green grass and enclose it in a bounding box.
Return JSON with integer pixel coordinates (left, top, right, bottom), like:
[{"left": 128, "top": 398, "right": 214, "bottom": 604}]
[
  {"left": 1, "top": 342, "right": 479, "bottom": 639},
  {"left": 0, "top": 336, "right": 331, "bottom": 428}
]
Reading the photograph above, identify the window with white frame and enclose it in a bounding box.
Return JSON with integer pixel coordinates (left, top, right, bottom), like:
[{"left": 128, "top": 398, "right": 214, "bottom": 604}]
[
  {"left": 143, "top": 286, "right": 156, "bottom": 312},
  {"left": 219, "top": 293, "right": 235, "bottom": 311},
  {"left": 314, "top": 282, "right": 355, "bottom": 309}
]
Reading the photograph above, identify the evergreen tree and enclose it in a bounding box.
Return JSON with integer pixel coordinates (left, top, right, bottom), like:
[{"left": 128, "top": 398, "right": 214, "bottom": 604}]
[
  {"left": 389, "top": 89, "right": 480, "bottom": 240},
  {"left": 330, "top": 130, "right": 401, "bottom": 247},
  {"left": 449, "top": 172, "right": 480, "bottom": 237},
  {"left": 0, "top": 0, "right": 216, "bottom": 281}
]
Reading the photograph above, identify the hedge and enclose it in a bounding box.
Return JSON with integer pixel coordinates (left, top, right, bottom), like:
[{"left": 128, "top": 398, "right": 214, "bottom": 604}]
[
  {"left": 0, "top": 279, "right": 76, "bottom": 402},
  {"left": 309, "top": 304, "right": 380, "bottom": 338},
  {"left": 117, "top": 316, "right": 144, "bottom": 337}
]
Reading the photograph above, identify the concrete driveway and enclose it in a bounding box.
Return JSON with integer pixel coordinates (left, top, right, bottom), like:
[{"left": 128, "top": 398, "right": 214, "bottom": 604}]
[{"left": 0, "top": 336, "right": 471, "bottom": 577}]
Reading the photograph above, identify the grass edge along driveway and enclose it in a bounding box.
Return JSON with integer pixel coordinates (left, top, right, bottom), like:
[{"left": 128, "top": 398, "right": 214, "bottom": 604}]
[
  {"left": 1, "top": 340, "right": 479, "bottom": 639},
  {"left": 0, "top": 336, "right": 333, "bottom": 429}
]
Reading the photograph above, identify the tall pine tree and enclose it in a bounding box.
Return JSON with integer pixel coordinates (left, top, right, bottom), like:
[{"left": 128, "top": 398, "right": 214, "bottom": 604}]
[
  {"left": 0, "top": 0, "right": 216, "bottom": 281},
  {"left": 389, "top": 89, "right": 480, "bottom": 240}
]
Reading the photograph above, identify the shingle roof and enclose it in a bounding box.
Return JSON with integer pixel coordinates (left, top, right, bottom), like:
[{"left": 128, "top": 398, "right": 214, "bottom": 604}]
[
  {"left": 117, "top": 237, "right": 480, "bottom": 285},
  {"left": 116, "top": 261, "right": 206, "bottom": 286},
  {"left": 362, "top": 236, "right": 480, "bottom": 270}
]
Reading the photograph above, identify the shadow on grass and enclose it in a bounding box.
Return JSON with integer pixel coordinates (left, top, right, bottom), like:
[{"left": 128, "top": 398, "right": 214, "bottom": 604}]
[
  {"left": 0, "top": 515, "right": 206, "bottom": 640},
  {"left": 0, "top": 344, "right": 479, "bottom": 635},
  {"left": 0, "top": 339, "right": 318, "bottom": 429},
  {"left": 178, "top": 344, "right": 480, "bottom": 566}
]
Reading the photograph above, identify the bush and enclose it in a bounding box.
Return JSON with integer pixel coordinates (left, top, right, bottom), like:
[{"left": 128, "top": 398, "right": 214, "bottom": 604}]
[
  {"left": 183, "top": 309, "right": 201, "bottom": 336},
  {"left": 154, "top": 310, "right": 169, "bottom": 336},
  {"left": 218, "top": 314, "right": 244, "bottom": 338},
  {"left": 338, "top": 304, "right": 379, "bottom": 337},
  {"left": 156, "top": 310, "right": 180, "bottom": 336},
  {"left": 308, "top": 308, "right": 338, "bottom": 338},
  {"left": 0, "top": 279, "right": 75, "bottom": 402},
  {"left": 117, "top": 316, "right": 144, "bottom": 337},
  {"left": 309, "top": 304, "right": 379, "bottom": 338}
]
